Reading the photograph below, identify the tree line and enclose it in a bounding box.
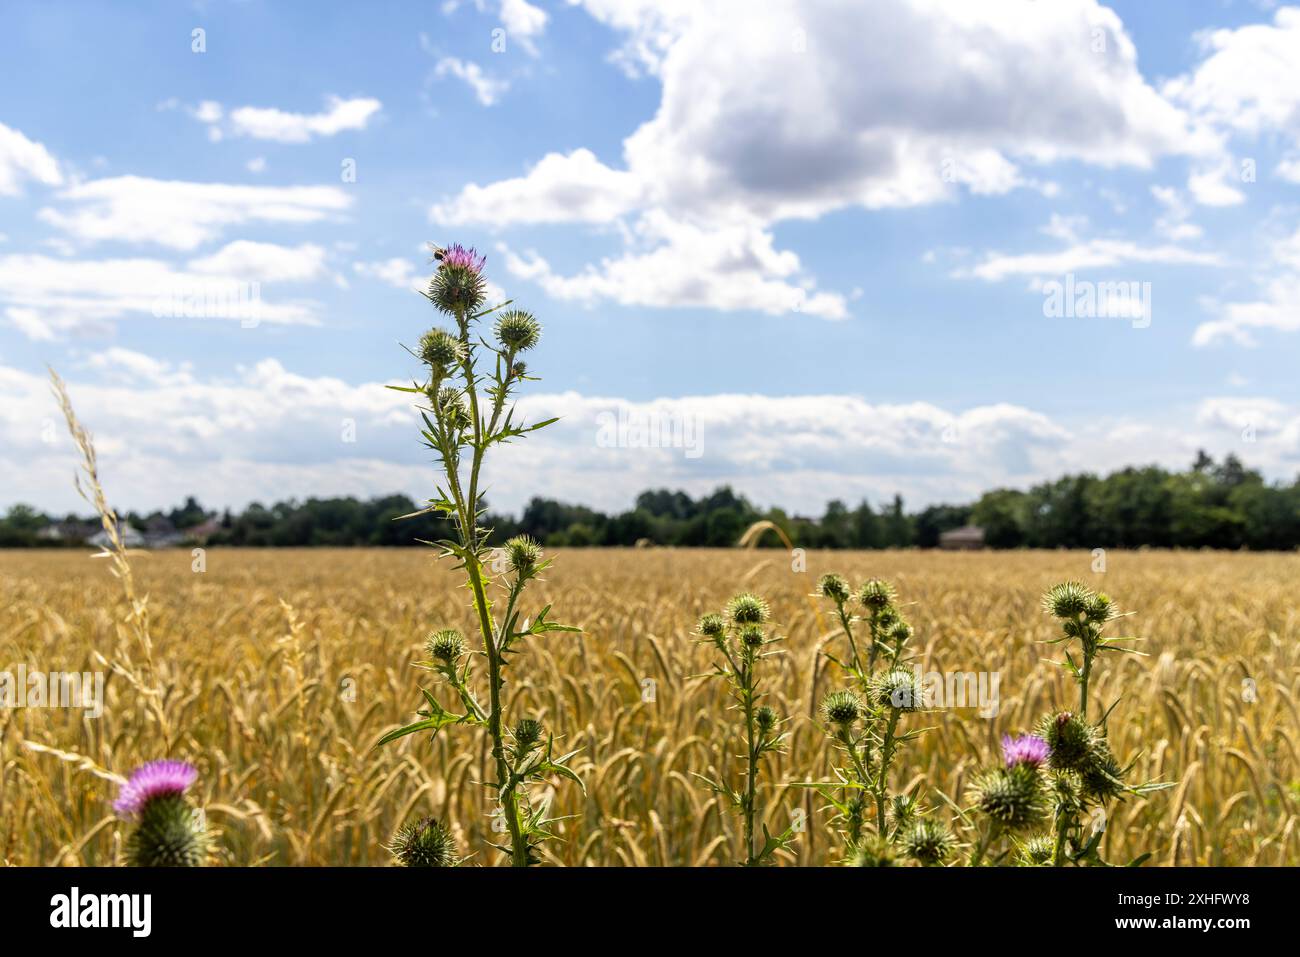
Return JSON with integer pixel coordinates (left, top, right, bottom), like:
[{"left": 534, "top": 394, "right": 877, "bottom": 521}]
[{"left": 3, "top": 452, "right": 1297, "bottom": 550}]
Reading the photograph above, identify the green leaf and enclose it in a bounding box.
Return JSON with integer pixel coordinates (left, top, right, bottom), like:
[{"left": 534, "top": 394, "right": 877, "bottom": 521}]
[
  {"left": 375, "top": 715, "right": 452, "bottom": 747},
  {"left": 537, "top": 759, "right": 586, "bottom": 794},
  {"left": 375, "top": 692, "right": 469, "bottom": 747}
]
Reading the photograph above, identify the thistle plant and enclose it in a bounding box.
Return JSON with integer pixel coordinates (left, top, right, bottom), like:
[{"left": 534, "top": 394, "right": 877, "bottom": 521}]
[
  {"left": 114, "top": 760, "right": 207, "bottom": 867},
  {"left": 694, "top": 593, "right": 794, "bottom": 865},
  {"left": 964, "top": 582, "right": 1170, "bottom": 866},
  {"left": 378, "top": 243, "right": 582, "bottom": 867},
  {"left": 809, "top": 574, "right": 945, "bottom": 862},
  {"left": 386, "top": 816, "right": 461, "bottom": 867}
]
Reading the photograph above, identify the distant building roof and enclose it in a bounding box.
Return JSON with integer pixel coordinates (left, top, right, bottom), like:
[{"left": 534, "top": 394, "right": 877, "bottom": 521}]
[
  {"left": 89, "top": 526, "right": 146, "bottom": 549},
  {"left": 37, "top": 520, "right": 99, "bottom": 542},
  {"left": 185, "top": 516, "right": 222, "bottom": 540},
  {"left": 939, "top": 525, "right": 986, "bottom": 547}
]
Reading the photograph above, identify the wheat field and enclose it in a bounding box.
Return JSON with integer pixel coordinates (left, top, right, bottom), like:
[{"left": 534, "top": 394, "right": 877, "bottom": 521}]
[{"left": 2, "top": 546, "right": 1297, "bottom": 866}]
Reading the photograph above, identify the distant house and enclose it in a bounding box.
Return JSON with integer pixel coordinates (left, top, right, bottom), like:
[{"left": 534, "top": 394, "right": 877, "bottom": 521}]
[
  {"left": 939, "top": 525, "right": 985, "bottom": 550},
  {"left": 36, "top": 520, "right": 100, "bottom": 544},
  {"left": 142, "top": 516, "right": 184, "bottom": 548},
  {"left": 89, "top": 525, "right": 146, "bottom": 549},
  {"left": 184, "top": 516, "right": 223, "bottom": 543}
]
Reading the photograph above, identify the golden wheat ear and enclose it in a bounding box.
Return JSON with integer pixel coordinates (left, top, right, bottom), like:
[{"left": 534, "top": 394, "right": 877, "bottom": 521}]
[{"left": 47, "top": 366, "right": 168, "bottom": 740}]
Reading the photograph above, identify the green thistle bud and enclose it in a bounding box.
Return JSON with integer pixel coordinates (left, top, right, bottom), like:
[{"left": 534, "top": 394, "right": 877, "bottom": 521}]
[
  {"left": 1061, "top": 617, "right": 1087, "bottom": 639},
  {"left": 821, "top": 689, "right": 863, "bottom": 726},
  {"left": 1042, "top": 581, "right": 1093, "bottom": 619},
  {"left": 739, "top": 625, "right": 766, "bottom": 649},
  {"left": 418, "top": 328, "right": 464, "bottom": 369},
  {"left": 969, "top": 764, "right": 1047, "bottom": 831},
  {"left": 433, "top": 386, "right": 471, "bottom": 430},
  {"left": 427, "top": 628, "right": 466, "bottom": 663},
  {"left": 511, "top": 359, "right": 527, "bottom": 378},
  {"left": 512, "top": 717, "right": 545, "bottom": 750},
  {"left": 1037, "top": 711, "right": 1096, "bottom": 771},
  {"left": 387, "top": 816, "right": 458, "bottom": 867},
  {"left": 889, "top": 620, "right": 914, "bottom": 645},
  {"left": 869, "top": 667, "right": 922, "bottom": 712},
  {"left": 494, "top": 309, "right": 541, "bottom": 352},
  {"left": 903, "top": 818, "right": 955, "bottom": 866},
  {"left": 875, "top": 604, "right": 900, "bottom": 631},
  {"left": 429, "top": 263, "right": 486, "bottom": 315},
  {"left": 1085, "top": 592, "right": 1116, "bottom": 624},
  {"left": 888, "top": 794, "right": 919, "bottom": 832},
  {"left": 727, "top": 592, "right": 769, "bottom": 625},
  {"left": 1080, "top": 739, "right": 1125, "bottom": 803},
  {"left": 1048, "top": 769, "right": 1085, "bottom": 816},
  {"left": 858, "top": 578, "right": 896, "bottom": 610},
  {"left": 697, "top": 613, "right": 725, "bottom": 639},
  {"left": 846, "top": 795, "right": 868, "bottom": 834},
  {"left": 755, "top": 706, "right": 778, "bottom": 734},
  {"left": 504, "top": 534, "right": 543, "bottom": 573},
  {"left": 127, "top": 795, "right": 208, "bottom": 867},
  {"left": 1017, "top": 834, "right": 1055, "bottom": 866},
  {"left": 817, "top": 573, "right": 850, "bottom": 603},
  {"left": 847, "top": 835, "right": 897, "bottom": 867}
]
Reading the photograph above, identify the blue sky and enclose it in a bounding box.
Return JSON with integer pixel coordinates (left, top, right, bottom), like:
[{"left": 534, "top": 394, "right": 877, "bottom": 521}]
[{"left": 2, "top": 0, "right": 1299, "bottom": 517}]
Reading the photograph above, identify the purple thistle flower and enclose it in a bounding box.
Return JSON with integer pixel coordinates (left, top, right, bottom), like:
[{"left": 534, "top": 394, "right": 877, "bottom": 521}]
[
  {"left": 439, "top": 243, "right": 486, "bottom": 273},
  {"left": 1002, "top": 733, "right": 1050, "bottom": 769},
  {"left": 114, "top": 760, "right": 198, "bottom": 819}
]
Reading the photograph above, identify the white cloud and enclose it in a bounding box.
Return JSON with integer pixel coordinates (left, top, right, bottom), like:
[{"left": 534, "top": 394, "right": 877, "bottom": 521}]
[
  {"left": 1194, "top": 226, "right": 1300, "bottom": 347},
  {"left": 1163, "top": 9, "right": 1300, "bottom": 201},
  {"left": 429, "top": 0, "right": 1216, "bottom": 319},
  {"left": 246, "top": 156, "right": 267, "bottom": 174},
  {"left": 0, "top": 252, "right": 322, "bottom": 340},
  {"left": 433, "top": 57, "right": 509, "bottom": 106},
  {"left": 86, "top": 347, "right": 194, "bottom": 387},
  {"left": 432, "top": 149, "right": 644, "bottom": 225},
  {"left": 188, "top": 240, "right": 328, "bottom": 282},
  {"left": 500, "top": 212, "right": 848, "bottom": 318},
  {"left": 558, "top": 0, "right": 1205, "bottom": 225},
  {"left": 440, "top": 1, "right": 549, "bottom": 54},
  {"left": 963, "top": 238, "right": 1221, "bottom": 282},
  {"left": 193, "top": 100, "right": 223, "bottom": 124},
  {"left": 353, "top": 257, "right": 423, "bottom": 291},
  {"left": 1164, "top": 10, "right": 1300, "bottom": 138},
  {"left": 1194, "top": 275, "right": 1300, "bottom": 347},
  {"left": 1196, "top": 396, "right": 1289, "bottom": 436},
  {"left": 1187, "top": 161, "right": 1246, "bottom": 207},
  {"left": 37, "top": 175, "right": 352, "bottom": 249},
  {"left": 0, "top": 121, "right": 62, "bottom": 196},
  {"left": 0, "top": 355, "right": 1064, "bottom": 514},
  {"left": 1040, "top": 214, "right": 1088, "bottom": 244},
  {"left": 9, "top": 354, "right": 1298, "bottom": 516},
  {"left": 500, "top": 0, "right": 548, "bottom": 54},
  {"left": 212, "top": 96, "right": 383, "bottom": 143},
  {"left": 1150, "top": 186, "right": 1203, "bottom": 241}
]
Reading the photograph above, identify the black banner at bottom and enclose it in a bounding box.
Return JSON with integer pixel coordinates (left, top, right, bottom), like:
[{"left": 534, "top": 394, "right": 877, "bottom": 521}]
[{"left": 0, "top": 865, "right": 1276, "bottom": 943}]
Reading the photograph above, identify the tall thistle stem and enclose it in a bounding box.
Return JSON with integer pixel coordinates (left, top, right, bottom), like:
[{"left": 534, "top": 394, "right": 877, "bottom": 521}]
[
  {"left": 741, "top": 652, "right": 758, "bottom": 865},
  {"left": 451, "top": 302, "right": 530, "bottom": 866},
  {"left": 379, "top": 244, "right": 581, "bottom": 868},
  {"left": 874, "top": 708, "right": 901, "bottom": 834},
  {"left": 1075, "top": 612, "right": 1093, "bottom": 718},
  {"left": 696, "top": 594, "right": 791, "bottom": 867}
]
